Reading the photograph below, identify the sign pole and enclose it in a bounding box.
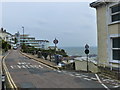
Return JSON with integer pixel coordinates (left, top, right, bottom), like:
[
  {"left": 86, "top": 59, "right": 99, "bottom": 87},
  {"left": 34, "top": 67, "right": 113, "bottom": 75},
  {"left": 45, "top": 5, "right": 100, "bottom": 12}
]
[
  {"left": 53, "top": 38, "right": 58, "bottom": 64},
  {"left": 85, "top": 44, "right": 89, "bottom": 72}
]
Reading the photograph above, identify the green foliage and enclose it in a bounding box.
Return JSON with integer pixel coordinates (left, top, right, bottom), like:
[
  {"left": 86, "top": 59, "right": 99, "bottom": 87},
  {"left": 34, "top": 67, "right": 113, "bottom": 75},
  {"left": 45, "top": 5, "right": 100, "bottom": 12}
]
[
  {"left": 56, "top": 49, "right": 68, "bottom": 57},
  {"left": 2, "top": 40, "right": 11, "bottom": 52},
  {"left": 14, "top": 37, "right": 18, "bottom": 44},
  {"left": 21, "top": 44, "right": 36, "bottom": 53}
]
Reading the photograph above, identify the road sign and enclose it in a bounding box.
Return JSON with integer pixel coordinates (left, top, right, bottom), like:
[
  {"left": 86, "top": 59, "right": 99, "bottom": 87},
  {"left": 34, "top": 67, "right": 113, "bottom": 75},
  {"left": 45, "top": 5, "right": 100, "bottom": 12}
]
[
  {"left": 85, "top": 44, "right": 89, "bottom": 49},
  {"left": 53, "top": 38, "right": 58, "bottom": 44},
  {"left": 85, "top": 49, "right": 89, "bottom": 54}
]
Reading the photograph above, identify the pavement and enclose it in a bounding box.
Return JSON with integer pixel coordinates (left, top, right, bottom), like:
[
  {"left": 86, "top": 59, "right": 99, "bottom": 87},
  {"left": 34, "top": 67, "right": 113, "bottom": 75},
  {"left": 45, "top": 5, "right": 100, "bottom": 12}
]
[
  {"left": 3, "top": 50, "right": 120, "bottom": 89},
  {"left": 0, "top": 55, "right": 2, "bottom": 90}
]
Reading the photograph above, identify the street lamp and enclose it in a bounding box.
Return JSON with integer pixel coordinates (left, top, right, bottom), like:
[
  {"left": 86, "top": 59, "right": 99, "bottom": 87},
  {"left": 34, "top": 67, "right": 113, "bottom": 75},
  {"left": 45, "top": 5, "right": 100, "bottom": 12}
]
[
  {"left": 22, "top": 26, "right": 24, "bottom": 46},
  {"left": 85, "top": 44, "right": 89, "bottom": 72}
]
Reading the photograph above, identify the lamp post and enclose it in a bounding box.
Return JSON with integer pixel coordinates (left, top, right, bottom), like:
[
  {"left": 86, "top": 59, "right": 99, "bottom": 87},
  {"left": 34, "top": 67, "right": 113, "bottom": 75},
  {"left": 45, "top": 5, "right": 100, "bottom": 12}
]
[
  {"left": 85, "top": 44, "right": 89, "bottom": 72},
  {"left": 22, "top": 26, "right": 24, "bottom": 47}
]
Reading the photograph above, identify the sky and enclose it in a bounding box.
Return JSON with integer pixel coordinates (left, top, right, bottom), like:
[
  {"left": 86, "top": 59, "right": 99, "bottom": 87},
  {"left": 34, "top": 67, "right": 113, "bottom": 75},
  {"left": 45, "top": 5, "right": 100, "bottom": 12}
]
[{"left": 1, "top": 1, "right": 97, "bottom": 47}]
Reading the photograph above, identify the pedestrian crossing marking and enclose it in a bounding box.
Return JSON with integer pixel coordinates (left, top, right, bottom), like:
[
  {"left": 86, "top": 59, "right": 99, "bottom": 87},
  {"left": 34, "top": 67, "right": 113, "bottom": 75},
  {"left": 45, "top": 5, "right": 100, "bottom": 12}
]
[
  {"left": 10, "top": 62, "right": 44, "bottom": 69},
  {"left": 17, "top": 65, "right": 21, "bottom": 69},
  {"left": 38, "top": 65, "right": 43, "bottom": 68},
  {"left": 10, "top": 66, "right": 14, "bottom": 69}
]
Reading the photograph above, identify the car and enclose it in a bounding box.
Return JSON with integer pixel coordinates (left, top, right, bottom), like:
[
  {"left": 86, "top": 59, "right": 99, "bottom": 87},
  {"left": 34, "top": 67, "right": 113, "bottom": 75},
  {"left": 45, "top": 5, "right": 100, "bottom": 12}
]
[
  {"left": 13, "top": 46, "right": 17, "bottom": 50},
  {"left": 57, "top": 62, "right": 66, "bottom": 67}
]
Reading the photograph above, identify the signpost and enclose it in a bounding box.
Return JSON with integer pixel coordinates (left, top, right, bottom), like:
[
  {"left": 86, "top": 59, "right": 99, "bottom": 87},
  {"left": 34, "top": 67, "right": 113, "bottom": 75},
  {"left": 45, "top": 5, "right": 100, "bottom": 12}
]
[
  {"left": 53, "top": 38, "right": 58, "bottom": 53},
  {"left": 85, "top": 44, "right": 89, "bottom": 72},
  {"left": 53, "top": 38, "right": 59, "bottom": 64}
]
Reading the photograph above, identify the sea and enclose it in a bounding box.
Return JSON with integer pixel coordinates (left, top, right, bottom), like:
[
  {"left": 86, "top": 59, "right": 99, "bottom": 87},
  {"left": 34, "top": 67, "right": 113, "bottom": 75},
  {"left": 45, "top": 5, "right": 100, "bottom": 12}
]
[{"left": 60, "top": 47, "right": 97, "bottom": 57}]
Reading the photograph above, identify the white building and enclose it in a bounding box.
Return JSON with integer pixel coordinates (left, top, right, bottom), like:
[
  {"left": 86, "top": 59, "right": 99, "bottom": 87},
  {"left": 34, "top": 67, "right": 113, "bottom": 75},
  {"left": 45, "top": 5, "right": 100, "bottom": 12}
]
[
  {"left": 0, "top": 28, "right": 13, "bottom": 44},
  {"left": 90, "top": 0, "right": 120, "bottom": 69},
  {"left": 20, "top": 34, "right": 49, "bottom": 49}
]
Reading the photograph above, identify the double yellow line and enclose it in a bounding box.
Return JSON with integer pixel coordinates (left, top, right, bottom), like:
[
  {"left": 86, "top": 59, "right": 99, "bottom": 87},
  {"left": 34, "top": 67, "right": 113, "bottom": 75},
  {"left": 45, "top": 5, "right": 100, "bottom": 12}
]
[{"left": 2, "top": 52, "right": 18, "bottom": 89}]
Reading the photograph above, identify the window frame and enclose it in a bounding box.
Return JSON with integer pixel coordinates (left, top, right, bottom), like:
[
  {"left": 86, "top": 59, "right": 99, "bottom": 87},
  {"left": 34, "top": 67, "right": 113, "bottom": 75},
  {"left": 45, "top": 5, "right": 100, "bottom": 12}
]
[
  {"left": 108, "top": 2, "right": 120, "bottom": 25},
  {"left": 111, "top": 37, "right": 120, "bottom": 63}
]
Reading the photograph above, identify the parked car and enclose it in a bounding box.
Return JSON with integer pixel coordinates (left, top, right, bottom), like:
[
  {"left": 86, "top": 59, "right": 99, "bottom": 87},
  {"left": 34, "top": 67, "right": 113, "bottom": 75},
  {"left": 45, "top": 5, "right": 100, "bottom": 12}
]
[
  {"left": 57, "top": 62, "right": 66, "bottom": 67},
  {"left": 13, "top": 46, "right": 17, "bottom": 50}
]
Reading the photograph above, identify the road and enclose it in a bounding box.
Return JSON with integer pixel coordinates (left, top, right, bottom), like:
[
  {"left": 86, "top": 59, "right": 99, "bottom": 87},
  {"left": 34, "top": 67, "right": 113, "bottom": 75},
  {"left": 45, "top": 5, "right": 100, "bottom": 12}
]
[{"left": 3, "top": 50, "right": 115, "bottom": 89}]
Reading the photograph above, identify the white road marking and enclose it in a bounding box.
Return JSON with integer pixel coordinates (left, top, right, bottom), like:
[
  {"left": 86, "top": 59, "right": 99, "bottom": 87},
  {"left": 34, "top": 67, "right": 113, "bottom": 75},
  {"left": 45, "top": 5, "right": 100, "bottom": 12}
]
[
  {"left": 57, "top": 70, "right": 61, "bottom": 73},
  {"left": 30, "top": 59, "right": 54, "bottom": 70},
  {"left": 18, "top": 62, "right": 21, "bottom": 65},
  {"left": 30, "top": 65, "right": 34, "bottom": 68},
  {"left": 76, "top": 76, "right": 82, "bottom": 78},
  {"left": 69, "top": 74, "right": 74, "bottom": 77},
  {"left": 83, "top": 78, "right": 91, "bottom": 81},
  {"left": 81, "top": 75, "right": 88, "bottom": 77},
  {"left": 34, "top": 65, "right": 39, "bottom": 68},
  {"left": 75, "top": 73, "right": 81, "bottom": 76},
  {"left": 95, "top": 74, "right": 110, "bottom": 90},
  {"left": 113, "top": 85, "right": 120, "bottom": 88},
  {"left": 10, "top": 66, "right": 14, "bottom": 69},
  {"left": 91, "top": 77, "right": 97, "bottom": 80},
  {"left": 17, "top": 65, "right": 21, "bottom": 69},
  {"left": 38, "top": 65, "right": 43, "bottom": 68},
  {"left": 25, "top": 65, "right": 30, "bottom": 68},
  {"left": 102, "top": 79, "right": 115, "bottom": 83},
  {"left": 22, "top": 65, "right": 26, "bottom": 68}
]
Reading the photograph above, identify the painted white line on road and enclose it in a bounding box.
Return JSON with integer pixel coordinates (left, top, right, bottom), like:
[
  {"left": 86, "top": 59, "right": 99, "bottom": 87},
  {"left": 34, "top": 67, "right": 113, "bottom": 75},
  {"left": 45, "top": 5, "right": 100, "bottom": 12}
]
[
  {"left": 75, "top": 73, "right": 81, "bottom": 76},
  {"left": 10, "top": 66, "right": 14, "bottom": 69},
  {"left": 34, "top": 65, "right": 39, "bottom": 68},
  {"left": 38, "top": 65, "right": 43, "bottom": 68},
  {"left": 113, "top": 85, "right": 120, "bottom": 88},
  {"left": 30, "top": 59, "right": 54, "bottom": 70},
  {"left": 95, "top": 74, "right": 110, "bottom": 90},
  {"left": 17, "top": 65, "right": 21, "bottom": 69},
  {"left": 22, "top": 65, "right": 26, "bottom": 68},
  {"left": 18, "top": 62, "right": 21, "bottom": 65},
  {"left": 83, "top": 78, "right": 91, "bottom": 81},
  {"left": 69, "top": 74, "right": 75, "bottom": 77},
  {"left": 57, "top": 70, "right": 61, "bottom": 73},
  {"left": 76, "top": 76, "right": 82, "bottom": 78},
  {"left": 25, "top": 65, "right": 30, "bottom": 68},
  {"left": 91, "top": 77, "right": 97, "bottom": 80},
  {"left": 30, "top": 65, "right": 34, "bottom": 68},
  {"left": 81, "top": 75, "right": 88, "bottom": 77}
]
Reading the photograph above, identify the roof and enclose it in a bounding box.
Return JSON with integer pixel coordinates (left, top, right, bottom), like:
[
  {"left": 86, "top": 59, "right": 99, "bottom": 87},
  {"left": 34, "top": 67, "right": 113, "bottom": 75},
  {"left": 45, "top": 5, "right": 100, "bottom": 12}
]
[
  {"left": 90, "top": 0, "right": 120, "bottom": 8},
  {"left": 0, "top": 29, "right": 12, "bottom": 36}
]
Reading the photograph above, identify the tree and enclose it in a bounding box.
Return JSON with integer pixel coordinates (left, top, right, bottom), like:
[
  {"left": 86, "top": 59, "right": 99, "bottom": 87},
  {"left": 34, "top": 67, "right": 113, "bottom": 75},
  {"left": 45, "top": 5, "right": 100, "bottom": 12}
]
[
  {"left": 14, "top": 37, "right": 18, "bottom": 44},
  {"left": 2, "top": 40, "right": 11, "bottom": 52}
]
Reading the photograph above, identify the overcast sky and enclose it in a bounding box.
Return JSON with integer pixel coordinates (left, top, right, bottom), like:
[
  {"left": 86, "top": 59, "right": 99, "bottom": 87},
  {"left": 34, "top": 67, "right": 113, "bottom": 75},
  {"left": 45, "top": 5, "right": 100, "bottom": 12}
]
[{"left": 1, "top": 1, "right": 97, "bottom": 47}]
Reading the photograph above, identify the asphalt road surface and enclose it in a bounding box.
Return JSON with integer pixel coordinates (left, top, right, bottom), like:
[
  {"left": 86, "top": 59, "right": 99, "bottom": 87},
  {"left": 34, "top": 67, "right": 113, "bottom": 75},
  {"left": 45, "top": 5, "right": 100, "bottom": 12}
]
[{"left": 4, "top": 50, "right": 112, "bottom": 89}]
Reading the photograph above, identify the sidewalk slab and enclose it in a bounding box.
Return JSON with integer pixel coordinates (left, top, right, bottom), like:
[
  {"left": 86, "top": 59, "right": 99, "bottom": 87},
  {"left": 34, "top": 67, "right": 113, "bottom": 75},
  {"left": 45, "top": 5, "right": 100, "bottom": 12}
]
[{"left": 0, "top": 55, "right": 3, "bottom": 90}]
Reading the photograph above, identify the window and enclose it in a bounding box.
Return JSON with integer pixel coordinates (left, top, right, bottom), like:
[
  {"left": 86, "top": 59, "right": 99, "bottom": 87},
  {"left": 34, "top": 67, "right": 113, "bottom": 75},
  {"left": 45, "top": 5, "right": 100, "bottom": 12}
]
[
  {"left": 110, "top": 4, "right": 120, "bottom": 22},
  {"left": 112, "top": 37, "right": 120, "bottom": 60}
]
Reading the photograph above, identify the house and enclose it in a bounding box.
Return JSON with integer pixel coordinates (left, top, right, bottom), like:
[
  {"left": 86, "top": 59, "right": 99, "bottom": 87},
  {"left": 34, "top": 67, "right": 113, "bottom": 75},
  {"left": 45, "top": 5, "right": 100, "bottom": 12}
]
[
  {"left": 90, "top": 0, "right": 120, "bottom": 69},
  {"left": 0, "top": 28, "right": 13, "bottom": 43}
]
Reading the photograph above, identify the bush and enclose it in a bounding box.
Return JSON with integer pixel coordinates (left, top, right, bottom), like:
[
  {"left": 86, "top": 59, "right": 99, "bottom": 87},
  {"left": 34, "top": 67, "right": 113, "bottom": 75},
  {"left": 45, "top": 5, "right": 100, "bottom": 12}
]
[{"left": 2, "top": 40, "right": 11, "bottom": 52}]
